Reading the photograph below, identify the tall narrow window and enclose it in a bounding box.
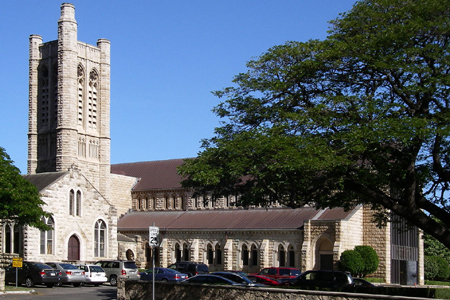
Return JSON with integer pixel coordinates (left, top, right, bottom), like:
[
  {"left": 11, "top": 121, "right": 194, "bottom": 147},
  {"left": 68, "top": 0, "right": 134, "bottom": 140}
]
[
  {"left": 251, "top": 244, "right": 258, "bottom": 266},
  {"left": 207, "top": 244, "right": 214, "bottom": 264},
  {"left": 76, "top": 190, "right": 81, "bottom": 216},
  {"left": 4, "top": 224, "right": 11, "bottom": 253},
  {"left": 88, "top": 69, "right": 98, "bottom": 130},
  {"left": 278, "top": 245, "right": 286, "bottom": 267},
  {"left": 69, "top": 189, "right": 74, "bottom": 215},
  {"left": 94, "top": 219, "right": 106, "bottom": 257},
  {"left": 288, "top": 245, "right": 295, "bottom": 267},
  {"left": 40, "top": 216, "right": 54, "bottom": 254},
  {"left": 40, "top": 65, "right": 50, "bottom": 128},
  {"left": 78, "top": 64, "right": 85, "bottom": 126},
  {"left": 175, "top": 244, "right": 181, "bottom": 262},
  {"left": 242, "top": 245, "right": 249, "bottom": 266},
  {"left": 215, "top": 244, "right": 222, "bottom": 265}
]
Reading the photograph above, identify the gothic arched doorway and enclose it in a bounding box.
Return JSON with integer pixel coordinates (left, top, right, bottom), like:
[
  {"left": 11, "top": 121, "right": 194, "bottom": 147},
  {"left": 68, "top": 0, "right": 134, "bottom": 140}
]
[{"left": 68, "top": 235, "right": 80, "bottom": 260}]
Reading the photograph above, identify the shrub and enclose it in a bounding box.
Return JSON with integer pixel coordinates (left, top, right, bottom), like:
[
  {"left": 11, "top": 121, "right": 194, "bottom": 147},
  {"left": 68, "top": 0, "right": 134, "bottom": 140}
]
[
  {"left": 425, "top": 256, "right": 439, "bottom": 280},
  {"left": 339, "top": 249, "right": 362, "bottom": 276},
  {"left": 433, "top": 256, "right": 450, "bottom": 280},
  {"left": 355, "top": 245, "right": 379, "bottom": 277}
]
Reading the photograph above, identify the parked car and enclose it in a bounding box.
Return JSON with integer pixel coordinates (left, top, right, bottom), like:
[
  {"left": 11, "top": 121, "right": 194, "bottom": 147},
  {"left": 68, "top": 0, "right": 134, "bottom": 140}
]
[
  {"left": 75, "top": 264, "right": 108, "bottom": 286},
  {"left": 181, "top": 274, "right": 244, "bottom": 286},
  {"left": 353, "top": 278, "right": 375, "bottom": 287},
  {"left": 4, "top": 261, "right": 61, "bottom": 287},
  {"left": 167, "top": 261, "right": 209, "bottom": 277},
  {"left": 289, "top": 270, "right": 354, "bottom": 290},
  {"left": 255, "top": 267, "right": 301, "bottom": 280},
  {"left": 95, "top": 260, "right": 140, "bottom": 286},
  {"left": 140, "top": 267, "right": 188, "bottom": 282},
  {"left": 247, "top": 275, "right": 282, "bottom": 286},
  {"left": 211, "top": 271, "right": 264, "bottom": 287},
  {"left": 45, "top": 262, "right": 85, "bottom": 287}
]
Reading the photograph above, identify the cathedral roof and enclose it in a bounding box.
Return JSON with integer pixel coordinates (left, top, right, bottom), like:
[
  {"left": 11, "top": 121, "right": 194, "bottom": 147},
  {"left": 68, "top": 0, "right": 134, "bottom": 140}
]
[
  {"left": 117, "top": 207, "right": 355, "bottom": 232},
  {"left": 23, "top": 171, "right": 68, "bottom": 192},
  {"left": 111, "top": 159, "right": 189, "bottom": 191}
]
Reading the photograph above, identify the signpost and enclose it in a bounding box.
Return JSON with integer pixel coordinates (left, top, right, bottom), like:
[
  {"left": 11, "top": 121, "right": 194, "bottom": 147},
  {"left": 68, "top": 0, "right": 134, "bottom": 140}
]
[
  {"left": 149, "top": 224, "right": 160, "bottom": 300},
  {"left": 12, "top": 257, "right": 23, "bottom": 287}
]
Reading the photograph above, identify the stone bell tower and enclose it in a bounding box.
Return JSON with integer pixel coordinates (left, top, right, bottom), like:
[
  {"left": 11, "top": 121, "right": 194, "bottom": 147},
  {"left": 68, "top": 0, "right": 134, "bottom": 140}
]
[{"left": 28, "top": 3, "right": 111, "bottom": 198}]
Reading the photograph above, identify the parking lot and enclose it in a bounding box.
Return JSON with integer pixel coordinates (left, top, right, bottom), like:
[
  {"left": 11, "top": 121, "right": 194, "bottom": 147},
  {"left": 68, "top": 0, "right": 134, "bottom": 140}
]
[{"left": 0, "top": 284, "right": 117, "bottom": 300}]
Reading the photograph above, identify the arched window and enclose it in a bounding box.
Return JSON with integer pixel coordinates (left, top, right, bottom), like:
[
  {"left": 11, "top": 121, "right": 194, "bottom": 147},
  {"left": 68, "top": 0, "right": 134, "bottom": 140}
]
[
  {"left": 78, "top": 64, "right": 85, "bottom": 126},
  {"left": 94, "top": 219, "right": 106, "bottom": 257},
  {"left": 215, "top": 244, "right": 222, "bottom": 265},
  {"left": 242, "top": 244, "right": 249, "bottom": 266},
  {"left": 278, "top": 245, "right": 286, "bottom": 267},
  {"left": 76, "top": 190, "right": 81, "bottom": 216},
  {"left": 183, "top": 243, "right": 189, "bottom": 261},
  {"left": 288, "top": 245, "right": 295, "bottom": 267},
  {"left": 69, "top": 189, "right": 74, "bottom": 215},
  {"left": 4, "top": 224, "right": 11, "bottom": 253},
  {"left": 4, "top": 223, "right": 23, "bottom": 255},
  {"left": 40, "top": 216, "right": 54, "bottom": 254},
  {"left": 175, "top": 243, "right": 182, "bottom": 261},
  {"left": 251, "top": 244, "right": 258, "bottom": 266},
  {"left": 207, "top": 244, "right": 214, "bottom": 264},
  {"left": 88, "top": 69, "right": 98, "bottom": 130}
]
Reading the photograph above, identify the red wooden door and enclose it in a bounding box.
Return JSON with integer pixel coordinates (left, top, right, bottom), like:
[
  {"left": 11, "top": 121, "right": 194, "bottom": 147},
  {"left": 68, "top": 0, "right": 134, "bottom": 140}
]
[{"left": 68, "top": 235, "right": 80, "bottom": 260}]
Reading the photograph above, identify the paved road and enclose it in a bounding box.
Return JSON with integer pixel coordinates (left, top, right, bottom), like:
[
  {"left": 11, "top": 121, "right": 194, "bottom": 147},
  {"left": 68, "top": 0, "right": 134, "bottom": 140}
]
[{"left": 0, "top": 284, "right": 117, "bottom": 300}]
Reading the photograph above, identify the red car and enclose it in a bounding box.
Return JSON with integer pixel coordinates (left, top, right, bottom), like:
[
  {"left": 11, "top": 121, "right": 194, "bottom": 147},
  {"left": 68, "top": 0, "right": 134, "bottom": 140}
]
[
  {"left": 247, "top": 275, "right": 282, "bottom": 286},
  {"left": 255, "top": 267, "right": 300, "bottom": 280}
]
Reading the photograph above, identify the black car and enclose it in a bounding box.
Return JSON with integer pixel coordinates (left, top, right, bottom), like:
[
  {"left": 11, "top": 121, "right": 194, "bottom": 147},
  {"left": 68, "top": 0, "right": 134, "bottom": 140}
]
[
  {"left": 4, "top": 261, "right": 61, "bottom": 287},
  {"left": 181, "top": 274, "right": 243, "bottom": 285},
  {"left": 167, "top": 261, "right": 209, "bottom": 277},
  {"left": 211, "top": 271, "right": 265, "bottom": 287},
  {"left": 289, "top": 270, "right": 353, "bottom": 290}
]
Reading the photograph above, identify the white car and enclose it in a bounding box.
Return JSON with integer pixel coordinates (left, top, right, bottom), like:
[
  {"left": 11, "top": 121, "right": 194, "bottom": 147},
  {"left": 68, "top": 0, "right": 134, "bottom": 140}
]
[{"left": 75, "top": 264, "right": 108, "bottom": 286}]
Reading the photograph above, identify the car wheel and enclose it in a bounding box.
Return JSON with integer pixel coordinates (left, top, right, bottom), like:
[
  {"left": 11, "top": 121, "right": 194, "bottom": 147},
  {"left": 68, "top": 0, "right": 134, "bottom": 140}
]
[
  {"left": 25, "top": 277, "right": 34, "bottom": 288},
  {"left": 110, "top": 276, "right": 117, "bottom": 286},
  {"left": 161, "top": 278, "right": 168, "bottom": 282},
  {"left": 94, "top": 283, "right": 100, "bottom": 286}
]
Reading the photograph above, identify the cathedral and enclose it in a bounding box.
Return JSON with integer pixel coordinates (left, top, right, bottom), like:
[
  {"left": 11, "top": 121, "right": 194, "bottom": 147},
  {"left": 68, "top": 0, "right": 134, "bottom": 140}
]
[{"left": 0, "top": 3, "right": 424, "bottom": 285}]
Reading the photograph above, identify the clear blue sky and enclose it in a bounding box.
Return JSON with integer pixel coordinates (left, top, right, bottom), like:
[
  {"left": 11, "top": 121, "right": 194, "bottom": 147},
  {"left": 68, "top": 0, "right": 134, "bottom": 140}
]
[{"left": 0, "top": 0, "right": 357, "bottom": 174}]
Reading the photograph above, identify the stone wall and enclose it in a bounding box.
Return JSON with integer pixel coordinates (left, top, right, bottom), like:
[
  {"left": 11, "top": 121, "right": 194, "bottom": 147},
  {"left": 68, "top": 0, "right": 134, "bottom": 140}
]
[
  {"left": 116, "top": 279, "right": 415, "bottom": 300},
  {"left": 110, "top": 173, "right": 138, "bottom": 217},
  {"left": 24, "top": 168, "right": 117, "bottom": 262}
]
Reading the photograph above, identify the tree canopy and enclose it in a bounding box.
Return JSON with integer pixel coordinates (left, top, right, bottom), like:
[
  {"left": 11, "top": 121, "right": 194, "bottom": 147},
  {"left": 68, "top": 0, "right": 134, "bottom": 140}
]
[
  {"left": 178, "top": 0, "right": 450, "bottom": 248},
  {"left": 0, "top": 147, "right": 51, "bottom": 230}
]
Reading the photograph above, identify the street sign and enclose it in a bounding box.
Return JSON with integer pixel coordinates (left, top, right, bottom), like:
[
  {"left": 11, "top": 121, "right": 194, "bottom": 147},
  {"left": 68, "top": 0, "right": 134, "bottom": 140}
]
[
  {"left": 149, "top": 226, "right": 159, "bottom": 247},
  {"left": 12, "top": 257, "right": 22, "bottom": 268}
]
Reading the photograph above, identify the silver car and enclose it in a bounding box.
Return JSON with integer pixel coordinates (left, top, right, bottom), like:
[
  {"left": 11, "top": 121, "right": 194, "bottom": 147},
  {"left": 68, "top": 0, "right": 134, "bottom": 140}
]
[
  {"left": 94, "top": 260, "right": 140, "bottom": 286},
  {"left": 46, "top": 262, "right": 85, "bottom": 287}
]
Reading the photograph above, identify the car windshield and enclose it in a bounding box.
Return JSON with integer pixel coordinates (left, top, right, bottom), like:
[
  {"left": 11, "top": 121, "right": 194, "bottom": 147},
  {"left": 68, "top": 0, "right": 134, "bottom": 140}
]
[
  {"left": 89, "top": 266, "right": 104, "bottom": 272},
  {"left": 60, "top": 263, "right": 78, "bottom": 269},
  {"left": 165, "top": 268, "right": 179, "bottom": 273},
  {"left": 124, "top": 262, "right": 137, "bottom": 269},
  {"left": 34, "top": 263, "right": 53, "bottom": 270}
]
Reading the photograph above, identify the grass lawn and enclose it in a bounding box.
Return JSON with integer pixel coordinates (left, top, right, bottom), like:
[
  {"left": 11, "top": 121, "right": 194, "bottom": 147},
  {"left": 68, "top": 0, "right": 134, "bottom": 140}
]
[{"left": 3, "top": 284, "right": 33, "bottom": 292}]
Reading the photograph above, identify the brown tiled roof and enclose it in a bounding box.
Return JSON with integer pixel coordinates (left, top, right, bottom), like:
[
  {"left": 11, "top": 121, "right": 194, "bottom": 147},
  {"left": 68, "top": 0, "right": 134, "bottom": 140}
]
[
  {"left": 111, "top": 159, "right": 190, "bottom": 191},
  {"left": 117, "top": 207, "right": 356, "bottom": 232}
]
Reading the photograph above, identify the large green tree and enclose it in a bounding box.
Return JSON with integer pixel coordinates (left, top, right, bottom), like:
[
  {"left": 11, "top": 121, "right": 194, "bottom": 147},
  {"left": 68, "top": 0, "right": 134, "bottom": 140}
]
[
  {"left": 178, "top": 0, "right": 450, "bottom": 249},
  {"left": 0, "top": 147, "right": 51, "bottom": 230}
]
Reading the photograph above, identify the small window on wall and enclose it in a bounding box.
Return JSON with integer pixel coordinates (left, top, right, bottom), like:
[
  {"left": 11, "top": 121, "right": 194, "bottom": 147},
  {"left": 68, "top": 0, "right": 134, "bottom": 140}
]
[
  {"left": 76, "top": 190, "right": 81, "bottom": 216},
  {"left": 40, "top": 216, "right": 54, "bottom": 254},
  {"left": 3, "top": 223, "right": 23, "bottom": 254}
]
